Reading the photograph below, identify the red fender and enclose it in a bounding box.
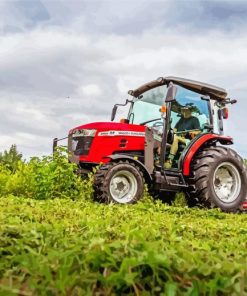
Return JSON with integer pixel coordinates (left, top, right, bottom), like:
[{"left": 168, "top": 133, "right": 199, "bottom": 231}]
[{"left": 183, "top": 134, "right": 233, "bottom": 176}]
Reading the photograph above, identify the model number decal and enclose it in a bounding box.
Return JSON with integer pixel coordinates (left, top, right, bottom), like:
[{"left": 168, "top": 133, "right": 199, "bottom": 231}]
[{"left": 98, "top": 131, "right": 145, "bottom": 137}]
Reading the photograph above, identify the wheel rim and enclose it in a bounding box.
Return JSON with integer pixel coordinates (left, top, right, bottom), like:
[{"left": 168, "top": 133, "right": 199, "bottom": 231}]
[
  {"left": 109, "top": 170, "right": 138, "bottom": 203},
  {"left": 213, "top": 162, "right": 241, "bottom": 203}
]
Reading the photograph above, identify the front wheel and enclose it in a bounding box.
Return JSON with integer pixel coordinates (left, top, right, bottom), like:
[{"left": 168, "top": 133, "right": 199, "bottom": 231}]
[
  {"left": 187, "top": 146, "right": 247, "bottom": 212},
  {"left": 93, "top": 161, "right": 144, "bottom": 204}
]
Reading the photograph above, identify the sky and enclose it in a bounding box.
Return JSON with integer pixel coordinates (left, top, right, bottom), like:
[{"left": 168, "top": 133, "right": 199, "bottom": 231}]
[{"left": 1, "top": 0, "right": 247, "bottom": 158}]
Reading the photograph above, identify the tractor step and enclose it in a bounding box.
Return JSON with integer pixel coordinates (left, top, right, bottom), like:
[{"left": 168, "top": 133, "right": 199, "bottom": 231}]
[{"left": 155, "top": 170, "right": 188, "bottom": 191}]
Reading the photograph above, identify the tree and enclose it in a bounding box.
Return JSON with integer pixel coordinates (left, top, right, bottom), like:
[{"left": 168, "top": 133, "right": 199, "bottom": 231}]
[{"left": 0, "top": 144, "right": 23, "bottom": 172}]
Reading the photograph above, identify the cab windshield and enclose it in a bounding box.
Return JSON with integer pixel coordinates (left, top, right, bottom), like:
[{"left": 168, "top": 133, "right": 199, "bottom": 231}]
[
  {"left": 170, "top": 86, "right": 211, "bottom": 132},
  {"left": 128, "top": 85, "right": 167, "bottom": 126},
  {"left": 127, "top": 83, "right": 211, "bottom": 133}
]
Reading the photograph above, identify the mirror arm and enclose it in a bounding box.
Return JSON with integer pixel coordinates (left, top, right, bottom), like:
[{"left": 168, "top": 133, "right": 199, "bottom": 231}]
[
  {"left": 111, "top": 99, "right": 132, "bottom": 121},
  {"left": 115, "top": 99, "right": 132, "bottom": 108}
]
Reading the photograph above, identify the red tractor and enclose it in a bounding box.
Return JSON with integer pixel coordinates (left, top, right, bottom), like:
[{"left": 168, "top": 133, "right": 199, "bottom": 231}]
[{"left": 54, "top": 76, "right": 247, "bottom": 212}]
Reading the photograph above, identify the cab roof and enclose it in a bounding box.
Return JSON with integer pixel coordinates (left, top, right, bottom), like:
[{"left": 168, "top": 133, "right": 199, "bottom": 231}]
[{"left": 128, "top": 76, "right": 228, "bottom": 100}]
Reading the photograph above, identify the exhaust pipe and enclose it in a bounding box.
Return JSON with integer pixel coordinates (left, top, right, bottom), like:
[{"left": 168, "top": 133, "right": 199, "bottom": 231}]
[
  {"left": 52, "top": 136, "right": 68, "bottom": 154},
  {"left": 53, "top": 138, "right": 58, "bottom": 153}
]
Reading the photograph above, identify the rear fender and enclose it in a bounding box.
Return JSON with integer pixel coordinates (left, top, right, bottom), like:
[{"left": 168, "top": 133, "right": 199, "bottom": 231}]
[
  {"left": 107, "top": 154, "right": 153, "bottom": 184},
  {"left": 181, "top": 133, "right": 233, "bottom": 176}
]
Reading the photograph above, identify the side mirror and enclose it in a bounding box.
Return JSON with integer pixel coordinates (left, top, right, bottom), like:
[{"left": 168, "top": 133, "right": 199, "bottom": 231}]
[
  {"left": 165, "top": 83, "right": 177, "bottom": 102},
  {"left": 111, "top": 105, "right": 118, "bottom": 121}
]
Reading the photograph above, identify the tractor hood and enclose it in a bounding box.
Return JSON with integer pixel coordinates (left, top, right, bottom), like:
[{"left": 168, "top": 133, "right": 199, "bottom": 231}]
[
  {"left": 69, "top": 122, "right": 145, "bottom": 135},
  {"left": 68, "top": 122, "right": 146, "bottom": 164}
]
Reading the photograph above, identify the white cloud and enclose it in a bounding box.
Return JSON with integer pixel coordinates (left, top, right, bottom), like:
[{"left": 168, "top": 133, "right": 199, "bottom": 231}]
[
  {"left": 78, "top": 84, "right": 102, "bottom": 97},
  {"left": 1, "top": 16, "right": 247, "bottom": 157}
]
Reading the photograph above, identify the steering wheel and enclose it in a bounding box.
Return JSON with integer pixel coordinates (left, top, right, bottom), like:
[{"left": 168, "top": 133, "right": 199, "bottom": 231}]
[
  {"left": 152, "top": 121, "right": 163, "bottom": 128},
  {"left": 140, "top": 118, "right": 161, "bottom": 126}
]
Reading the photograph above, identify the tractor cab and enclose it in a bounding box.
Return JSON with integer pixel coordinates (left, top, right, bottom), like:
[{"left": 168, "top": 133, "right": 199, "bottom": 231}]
[{"left": 113, "top": 77, "right": 228, "bottom": 170}]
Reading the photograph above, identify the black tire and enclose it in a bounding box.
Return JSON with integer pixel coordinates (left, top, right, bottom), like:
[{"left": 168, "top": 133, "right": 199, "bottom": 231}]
[
  {"left": 187, "top": 146, "right": 247, "bottom": 212},
  {"left": 93, "top": 161, "right": 144, "bottom": 204}
]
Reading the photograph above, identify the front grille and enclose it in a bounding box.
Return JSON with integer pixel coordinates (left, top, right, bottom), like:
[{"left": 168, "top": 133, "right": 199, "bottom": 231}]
[{"left": 72, "top": 136, "right": 94, "bottom": 156}]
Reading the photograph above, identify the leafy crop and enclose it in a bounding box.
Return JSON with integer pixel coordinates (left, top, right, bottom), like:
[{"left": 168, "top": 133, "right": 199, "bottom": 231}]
[
  {"left": 0, "top": 149, "right": 246, "bottom": 295},
  {"left": 0, "top": 147, "right": 93, "bottom": 201}
]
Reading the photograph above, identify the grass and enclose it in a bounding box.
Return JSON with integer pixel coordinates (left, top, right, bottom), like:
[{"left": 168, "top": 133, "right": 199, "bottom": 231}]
[
  {"left": 0, "top": 195, "right": 246, "bottom": 295},
  {"left": 0, "top": 149, "right": 246, "bottom": 295}
]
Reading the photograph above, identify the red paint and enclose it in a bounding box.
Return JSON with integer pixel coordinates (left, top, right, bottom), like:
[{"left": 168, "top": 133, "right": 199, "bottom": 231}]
[
  {"left": 183, "top": 134, "right": 233, "bottom": 176},
  {"left": 70, "top": 122, "right": 145, "bottom": 164},
  {"left": 242, "top": 202, "right": 247, "bottom": 209},
  {"left": 223, "top": 107, "right": 229, "bottom": 119}
]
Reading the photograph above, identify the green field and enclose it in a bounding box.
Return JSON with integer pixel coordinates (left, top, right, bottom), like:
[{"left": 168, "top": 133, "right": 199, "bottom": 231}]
[{"left": 0, "top": 149, "right": 247, "bottom": 295}]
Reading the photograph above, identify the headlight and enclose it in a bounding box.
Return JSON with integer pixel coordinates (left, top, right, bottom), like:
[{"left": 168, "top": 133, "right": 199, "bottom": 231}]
[{"left": 72, "top": 129, "right": 97, "bottom": 137}]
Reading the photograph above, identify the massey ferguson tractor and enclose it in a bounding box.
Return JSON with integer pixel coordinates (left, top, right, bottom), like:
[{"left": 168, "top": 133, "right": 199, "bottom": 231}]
[{"left": 54, "top": 76, "right": 247, "bottom": 212}]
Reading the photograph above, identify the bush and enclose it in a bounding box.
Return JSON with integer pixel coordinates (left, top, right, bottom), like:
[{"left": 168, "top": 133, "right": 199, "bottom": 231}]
[
  {"left": 0, "top": 144, "right": 23, "bottom": 172},
  {"left": 0, "top": 147, "right": 93, "bottom": 200}
]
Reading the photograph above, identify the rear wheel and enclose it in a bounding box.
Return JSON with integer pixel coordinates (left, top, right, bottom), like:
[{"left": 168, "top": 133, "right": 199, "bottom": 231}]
[
  {"left": 187, "top": 146, "right": 247, "bottom": 212},
  {"left": 93, "top": 161, "right": 144, "bottom": 204}
]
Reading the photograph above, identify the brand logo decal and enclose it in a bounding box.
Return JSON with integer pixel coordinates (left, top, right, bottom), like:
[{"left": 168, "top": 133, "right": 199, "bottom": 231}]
[{"left": 98, "top": 131, "right": 145, "bottom": 137}]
